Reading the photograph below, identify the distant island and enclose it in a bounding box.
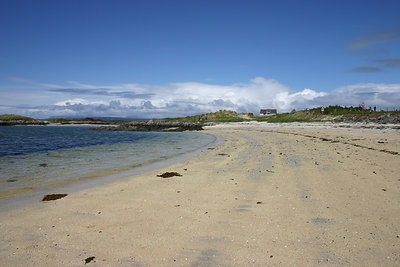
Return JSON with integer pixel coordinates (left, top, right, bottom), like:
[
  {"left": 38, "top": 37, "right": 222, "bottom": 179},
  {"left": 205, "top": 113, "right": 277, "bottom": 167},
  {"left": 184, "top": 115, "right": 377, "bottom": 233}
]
[
  {"left": 0, "top": 115, "right": 117, "bottom": 126},
  {"left": 0, "top": 114, "right": 48, "bottom": 126}
]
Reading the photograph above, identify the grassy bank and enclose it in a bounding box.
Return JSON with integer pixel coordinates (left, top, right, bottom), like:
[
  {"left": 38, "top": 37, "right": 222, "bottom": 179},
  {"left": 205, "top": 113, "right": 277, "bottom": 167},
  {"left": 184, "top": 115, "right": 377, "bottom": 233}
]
[
  {"left": 0, "top": 114, "right": 36, "bottom": 121},
  {"left": 164, "top": 107, "right": 400, "bottom": 124},
  {"left": 163, "top": 110, "right": 249, "bottom": 123}
]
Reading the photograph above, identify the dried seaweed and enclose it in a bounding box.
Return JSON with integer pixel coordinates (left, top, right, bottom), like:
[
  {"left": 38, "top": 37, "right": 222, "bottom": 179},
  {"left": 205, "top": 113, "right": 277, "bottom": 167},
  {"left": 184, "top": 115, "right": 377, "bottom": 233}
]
[
  {"left": 157, "top": 172, "right": 182, "bottom": 178},
  {"left": 84, "top": 256, "right": 95, "bottom": 264},
  {"left": 42, "top": 194, "right": 68, "bottom": 201}
]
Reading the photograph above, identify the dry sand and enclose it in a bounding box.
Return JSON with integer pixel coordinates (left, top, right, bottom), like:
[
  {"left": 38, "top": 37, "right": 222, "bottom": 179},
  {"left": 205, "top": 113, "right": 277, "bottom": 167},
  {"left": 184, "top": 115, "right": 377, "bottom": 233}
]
[{"left": 1, "top": 122, "right": 399, "bottom": 266}]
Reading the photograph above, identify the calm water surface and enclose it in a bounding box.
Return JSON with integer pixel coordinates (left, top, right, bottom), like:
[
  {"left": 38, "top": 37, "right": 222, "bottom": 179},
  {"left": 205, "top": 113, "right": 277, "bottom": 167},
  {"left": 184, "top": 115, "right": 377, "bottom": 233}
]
[{"left": 0, "top": 126, "right": 215, "bottom": 200}]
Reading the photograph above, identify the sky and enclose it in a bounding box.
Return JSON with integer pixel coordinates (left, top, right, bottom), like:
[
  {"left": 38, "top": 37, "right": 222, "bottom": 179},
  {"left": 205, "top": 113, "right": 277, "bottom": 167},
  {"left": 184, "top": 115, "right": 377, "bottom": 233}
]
[{"left": 0, "top": 0, "right": 399, "bottom": 119}]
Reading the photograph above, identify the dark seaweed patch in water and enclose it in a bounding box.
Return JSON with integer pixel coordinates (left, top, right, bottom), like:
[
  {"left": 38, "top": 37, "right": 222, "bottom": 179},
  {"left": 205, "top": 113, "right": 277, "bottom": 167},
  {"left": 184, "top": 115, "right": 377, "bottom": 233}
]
[
  {"left": 157, "top": 172, "right": 182, "bottom": 178},
  {"left": 42, "top": 194, "right": 68, "bottom": 201}
]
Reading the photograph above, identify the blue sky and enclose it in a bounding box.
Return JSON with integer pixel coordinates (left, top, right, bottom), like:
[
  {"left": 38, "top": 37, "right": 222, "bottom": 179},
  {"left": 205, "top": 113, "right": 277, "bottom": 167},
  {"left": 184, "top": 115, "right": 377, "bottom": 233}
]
[{"left": 1, "top": 0, "right": 399, "bottom": 118}]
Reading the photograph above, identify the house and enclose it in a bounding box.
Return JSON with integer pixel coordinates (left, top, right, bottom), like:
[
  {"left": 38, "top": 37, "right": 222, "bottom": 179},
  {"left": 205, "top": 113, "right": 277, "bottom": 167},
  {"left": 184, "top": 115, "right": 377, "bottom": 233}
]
[{"left": 259, "top": 109, "right": 277, "bottom": 116}]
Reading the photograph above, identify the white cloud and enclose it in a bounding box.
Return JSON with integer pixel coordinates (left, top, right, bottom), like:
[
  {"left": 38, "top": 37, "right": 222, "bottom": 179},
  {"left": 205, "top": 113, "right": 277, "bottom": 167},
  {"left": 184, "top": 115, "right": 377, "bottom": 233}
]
[
  {"left": 326, "top": 83, "right": 400, "bottom": 108},
  {"left": 274, "top": 89, "right": 327, "bottom": 110},
  {"left": 1, "top": 77, "right": 400, "bottom": 118}
]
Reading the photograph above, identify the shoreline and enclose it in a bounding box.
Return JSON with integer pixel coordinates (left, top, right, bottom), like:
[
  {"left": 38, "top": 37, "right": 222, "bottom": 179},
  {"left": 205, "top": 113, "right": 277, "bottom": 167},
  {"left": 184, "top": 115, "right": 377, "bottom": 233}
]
[
  {"left": 0, "top": 122, "right": 399, "bottom": 266},
  {"left": 0, "top": 132, "right": 222, "bottom": 213}
]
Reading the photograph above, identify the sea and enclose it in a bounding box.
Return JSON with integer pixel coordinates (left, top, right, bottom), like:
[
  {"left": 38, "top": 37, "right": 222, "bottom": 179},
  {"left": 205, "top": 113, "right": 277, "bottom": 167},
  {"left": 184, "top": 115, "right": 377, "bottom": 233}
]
[{"left": 0, "top": 126, "right": 216, "bottom": 201}]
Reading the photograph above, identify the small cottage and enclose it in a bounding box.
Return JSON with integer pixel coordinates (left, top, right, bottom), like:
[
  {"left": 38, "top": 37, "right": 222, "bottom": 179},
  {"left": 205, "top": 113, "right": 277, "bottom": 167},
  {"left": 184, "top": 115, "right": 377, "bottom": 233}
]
[{"left": 259, "top": 109, "right": 277, "bottom": 116}]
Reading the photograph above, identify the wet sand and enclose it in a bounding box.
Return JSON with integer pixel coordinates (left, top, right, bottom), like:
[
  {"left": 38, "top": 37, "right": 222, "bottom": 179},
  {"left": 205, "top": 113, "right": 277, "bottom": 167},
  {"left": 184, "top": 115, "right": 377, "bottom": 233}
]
[{"left": 0, "top": 122, "right": 399, "bottom": 266}]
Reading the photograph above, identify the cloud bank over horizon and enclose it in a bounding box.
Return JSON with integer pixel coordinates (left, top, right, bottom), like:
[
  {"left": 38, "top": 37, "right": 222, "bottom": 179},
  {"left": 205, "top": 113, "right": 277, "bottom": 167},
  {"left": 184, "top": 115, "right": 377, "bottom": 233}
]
[{"left": 1, "top": 77, "right": 400, "bottom": 119}]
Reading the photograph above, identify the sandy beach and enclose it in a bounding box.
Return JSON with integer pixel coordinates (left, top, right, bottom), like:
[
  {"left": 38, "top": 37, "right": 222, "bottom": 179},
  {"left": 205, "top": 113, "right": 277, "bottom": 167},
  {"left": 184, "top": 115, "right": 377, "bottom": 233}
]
[{"left": 1, "top": 122, "right": 399, "bottom": 266}]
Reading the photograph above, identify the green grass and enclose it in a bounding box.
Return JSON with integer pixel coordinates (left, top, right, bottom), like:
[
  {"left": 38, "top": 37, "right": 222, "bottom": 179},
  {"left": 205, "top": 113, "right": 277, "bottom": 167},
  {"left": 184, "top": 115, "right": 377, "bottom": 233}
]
[
  {"left": 0, "top": 114, "right": 36, "bottom": 121},
  {"left": 254, "top": 107, "right": 400, "bottom": 123},
  {"left": 308, "top": 105, "right": 400, "bottom": 115},
  {"left": 163, "top": 110, "right": 250, "bottom": 124}
]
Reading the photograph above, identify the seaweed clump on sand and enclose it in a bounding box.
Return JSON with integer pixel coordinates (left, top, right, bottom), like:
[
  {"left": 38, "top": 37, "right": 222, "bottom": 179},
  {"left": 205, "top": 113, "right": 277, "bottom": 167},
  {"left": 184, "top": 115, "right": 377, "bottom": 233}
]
[
  {"left": 42, "top": 194, "right": 68, "bottom": 201},
  {"left": 157, "top": 172, "right": 182, "bottom": 178},
  {"left": 84, "top": 256, "right": 95, "bottom": 265}
]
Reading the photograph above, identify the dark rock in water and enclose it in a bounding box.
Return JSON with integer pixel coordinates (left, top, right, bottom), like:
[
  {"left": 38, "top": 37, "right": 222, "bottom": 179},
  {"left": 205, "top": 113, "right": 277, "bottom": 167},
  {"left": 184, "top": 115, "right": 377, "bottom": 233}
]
[
  {"left": 42, "top": 194, "right": 68, "bottom": 201},
  {"left": 92, "top": 120, "right": 203, "bottom": 132},
  {"left": 39, "top": 163, "right": 48, "bottom": 167},
  {"left": 157, "top": 172, "right": 182, "bottom": 178}
]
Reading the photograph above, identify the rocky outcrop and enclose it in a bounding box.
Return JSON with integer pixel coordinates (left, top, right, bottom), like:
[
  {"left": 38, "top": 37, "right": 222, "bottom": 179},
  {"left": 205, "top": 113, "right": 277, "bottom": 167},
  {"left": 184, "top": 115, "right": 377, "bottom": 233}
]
[
  {"left": 0, "top": 120, "right": 49, "bottom": 126},
  {"left": 342, "top": 113, "right": 400, "bottom": 124},
  {"left": 92, "top": 120, "right": 203, "bottom": 132},
  {"left": 54, "top": 120, "right": 115, "bottom": 125}
]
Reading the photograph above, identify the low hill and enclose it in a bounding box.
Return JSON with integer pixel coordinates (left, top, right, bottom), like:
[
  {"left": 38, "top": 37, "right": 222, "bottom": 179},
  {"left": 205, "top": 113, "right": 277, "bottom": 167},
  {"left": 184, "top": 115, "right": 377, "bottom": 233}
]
[
  {"left": 255, "top": 106, "right": 400, "bottom": 124},
  {"left": 0, "top": 114, "right": 48, "bottom": 126},
  {"left": 163, "top": 110, "right": 252, "bottom": 123},
  {"left": 0, "top": 114, "right": 36, "bottom": 121}
]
